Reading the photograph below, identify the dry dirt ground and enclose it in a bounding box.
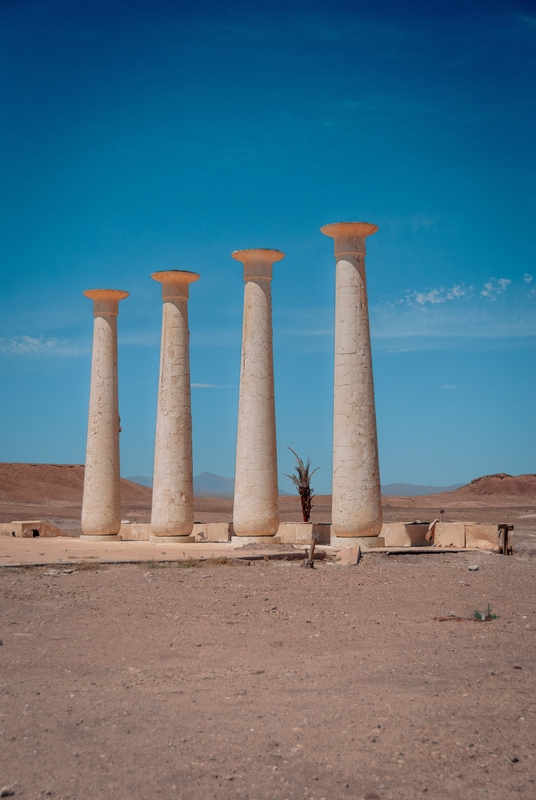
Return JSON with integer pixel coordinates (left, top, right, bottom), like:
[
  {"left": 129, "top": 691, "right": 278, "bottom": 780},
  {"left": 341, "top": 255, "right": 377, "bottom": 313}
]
[{"left": 1, "top": 551, "right": 535, "bottom": 800}]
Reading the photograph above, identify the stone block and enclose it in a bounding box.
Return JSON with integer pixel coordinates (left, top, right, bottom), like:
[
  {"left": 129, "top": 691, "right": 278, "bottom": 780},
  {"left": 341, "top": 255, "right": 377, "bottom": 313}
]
[
  {"left": 465, "top": 524, "right": 500, "bottom": 551},
  {"left": 433, "top": 522, "right": 465, "bottom": 548},
  {"left": 119, "top": 523, "right": 151, "bottom": 541},
  {"left": 192, "top": 523, "right": 207, "bottom": 542},
  {"left": 330, "top": 535, "right": 385, "bottom": 550},
  {"left": 277, "top": 522, "right": 330, "bottom": 545},
  {"left": 335, "top": 545, "right": 361, "bottom": 566},
  {"left": 1, "top": 520, "right": 66, "bottom": 538},
  {"left": 206, "top": 523, "right": 232, "bottom": 542},
  {"left": 382, "top": 522, "right": 431, "bottom": 547}
]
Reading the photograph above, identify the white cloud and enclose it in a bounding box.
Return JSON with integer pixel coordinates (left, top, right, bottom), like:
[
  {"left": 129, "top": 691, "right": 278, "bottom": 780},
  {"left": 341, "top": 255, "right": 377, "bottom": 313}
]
[
  {"left": 441, "top": 384, "right": 462, "bottom": 390},
  {"left": 406, "top": 284, "right": 471, "bottom": 306},
  {"left": 524, "top": 273, "right": 533, "bottom": 283},
  {"left": 0, "top": 335, "right": 59, "bottom": 354},
  {"left": 0, "top": 335, "right": 89, "bottom": 357},
  {"left": 480, "top": 278, "right": 511, "bottom": 299}
]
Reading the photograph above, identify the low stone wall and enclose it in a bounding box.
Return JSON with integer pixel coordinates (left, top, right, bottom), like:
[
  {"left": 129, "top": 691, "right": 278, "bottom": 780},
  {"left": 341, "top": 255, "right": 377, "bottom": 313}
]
[
  {"left": 382, "top": 520, "right": 502, "bottom": 551},
  {"left": 0, "top": 520, "right": 67, "bottom": 538}
]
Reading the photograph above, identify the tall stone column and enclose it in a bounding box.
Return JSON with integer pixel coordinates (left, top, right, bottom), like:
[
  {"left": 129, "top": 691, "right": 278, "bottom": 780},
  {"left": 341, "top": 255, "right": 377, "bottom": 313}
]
[
  {"left": 81, "top": 289, "right": 129, "bottom": 540},
  {"left": 232, "top": 248, "right": 284, "bottom": 538},
  {"left": 151, "top": 270, "right": 199, "bottom": 541},
  {"left": 321, "top": 222, "right": 382, "bottom": 538}
]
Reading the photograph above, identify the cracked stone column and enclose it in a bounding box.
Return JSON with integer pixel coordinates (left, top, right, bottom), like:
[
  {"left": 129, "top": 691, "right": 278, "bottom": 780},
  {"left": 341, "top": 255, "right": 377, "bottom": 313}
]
[
  {"left": 232, "top": 248, "right": 283, "bottom": 538},
  {"left": 321, "top": 222, "right": 382, "bottom": 538},
  {"left": 81, "top": 289, "right": 129, "bottom": 540},
  {"left": 151, "top": 270, "right": 200, "bottom": 541}
]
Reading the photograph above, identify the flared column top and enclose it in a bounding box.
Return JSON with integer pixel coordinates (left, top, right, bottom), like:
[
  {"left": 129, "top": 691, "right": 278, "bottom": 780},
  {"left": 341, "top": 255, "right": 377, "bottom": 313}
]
[
  {"left": 83, "top": 289, "right": 129, "bottom": 316},
  {"left": 232, "top": 248, "right": 285, "bottom": 281},
  {"left": 320, "top": 222, "right": 378, "bottom": 257},
  {"left": 151, "top": 270, "right": 200, "bottom": 300}
]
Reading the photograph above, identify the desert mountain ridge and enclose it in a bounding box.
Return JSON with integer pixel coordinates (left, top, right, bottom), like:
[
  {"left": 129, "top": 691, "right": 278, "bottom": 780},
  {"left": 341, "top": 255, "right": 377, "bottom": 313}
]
[{"left": 0, "top": 463, "right": 534, "bottom": 505}]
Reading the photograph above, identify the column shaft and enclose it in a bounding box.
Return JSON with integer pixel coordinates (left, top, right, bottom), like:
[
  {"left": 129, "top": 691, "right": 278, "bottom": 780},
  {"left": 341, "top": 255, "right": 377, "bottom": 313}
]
[
  {"left": 81, "top": 289, "right": 128, "bottom": 539},
  {"left": 151, "top": 271, "right": 199, "bottom": 539},
  {"left": 232, "top": 249, "right": 283, "bottom": 537},
  {"left": 321, "top": 223, "right": 382, "bottom": 537}
]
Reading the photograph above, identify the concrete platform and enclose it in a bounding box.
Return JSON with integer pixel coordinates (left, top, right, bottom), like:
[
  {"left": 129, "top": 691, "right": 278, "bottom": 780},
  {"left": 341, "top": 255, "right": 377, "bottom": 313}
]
[{"left": 0, "top": 537, "right": 325, "bottom": 568}]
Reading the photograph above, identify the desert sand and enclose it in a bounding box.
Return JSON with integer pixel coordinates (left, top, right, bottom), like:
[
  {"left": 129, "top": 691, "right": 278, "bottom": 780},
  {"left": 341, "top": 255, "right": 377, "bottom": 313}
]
[{"left": 1, "top": 464, "right": 535, "bottom": 799}]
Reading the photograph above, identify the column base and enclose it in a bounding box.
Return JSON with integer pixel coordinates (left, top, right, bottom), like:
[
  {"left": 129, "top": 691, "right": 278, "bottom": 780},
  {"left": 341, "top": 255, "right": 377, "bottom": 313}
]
[
  {"left": 231, "top": 536, "right": 281, "bottom": 546},
  {"left": 149, "top": 534, "right": 195, "bottom": 543},
  {"left": 80, "top": 534, "right": 120, "bottom": 542},
  {"left": 331, "top": 535, "right": 385, "bottom": 550}
]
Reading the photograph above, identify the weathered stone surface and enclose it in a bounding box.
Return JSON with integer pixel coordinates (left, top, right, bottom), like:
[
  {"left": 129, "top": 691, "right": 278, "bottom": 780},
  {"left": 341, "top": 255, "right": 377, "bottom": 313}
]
[
  {"left": 465, "top": 523, "right": 500, "bottom": 551},
  {"left": 321, "top": 222, "right": 382, "bottom": 538},
  {"left": 331, "top": 535, "right": 385, "bottom": 549},
  {"left": 119, "top": 523, "right": 152, "bottom": 541},
  {"left": 335, "top": 545, "right": 361, "bottom": 566},
  {"left": 0, "top": 520, "right": 66, "bottom": 538},
  {"left": 433, "top": 522, "right": 465, "bottom": 548},
  {"left": 151, "top": 271, "right": 199, "bottom": 540},
  {"left": 81, "top": 289, "right": 128, "bottom": 538},
  {"left": 382, "top": 522, "right": 431, "bottom": 547},
  {"left": 192, "top": 523, "right": 232, "bottom": 542},
  {"left": 232, "top": 249, "right": 283, "bottom": 538},
  {"left": 277, "top": 523, "right": 331, "bottom": 545}
]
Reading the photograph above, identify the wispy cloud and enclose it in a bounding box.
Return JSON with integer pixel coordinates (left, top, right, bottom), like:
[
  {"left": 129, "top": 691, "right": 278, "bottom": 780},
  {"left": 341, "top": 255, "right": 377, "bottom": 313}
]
[
  {"left": 407, "top": 284, "right": 471, "bottom": 306},
  {"left": 524, "top": 273, "right": 533, "bottom": 283},
  {"left": 372, "top": 275, "right": 536, "bottom": 346},
  {"left": 441, "top": 384, "right": 462, "bottom": 390},
  {"left": 0, "top": 335, "right": 87, "bottom": 357},
  {"left": 480, "top": 278, "right": 511, "bottom": 299}
]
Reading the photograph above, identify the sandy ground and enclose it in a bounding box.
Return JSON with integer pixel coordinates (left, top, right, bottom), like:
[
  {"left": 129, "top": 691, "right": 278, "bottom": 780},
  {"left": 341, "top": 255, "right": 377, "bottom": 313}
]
[
  {"left": 1, "top": 466, "right": 535, "bottom": 798},
  {"left": 1, "top": 552, "right": 535, "bottom": 800}
]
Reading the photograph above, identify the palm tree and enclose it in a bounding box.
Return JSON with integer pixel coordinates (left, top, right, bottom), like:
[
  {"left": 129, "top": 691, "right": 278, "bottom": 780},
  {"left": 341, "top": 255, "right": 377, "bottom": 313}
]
[{"left": 284, "top": 447, "right": 319, "bottom": 523}]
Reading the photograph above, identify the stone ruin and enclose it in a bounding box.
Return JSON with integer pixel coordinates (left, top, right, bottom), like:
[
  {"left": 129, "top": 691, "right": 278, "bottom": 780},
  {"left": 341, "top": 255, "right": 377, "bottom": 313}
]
[{"left": 74, "top": 222, "right": 511, "bottom": 555}]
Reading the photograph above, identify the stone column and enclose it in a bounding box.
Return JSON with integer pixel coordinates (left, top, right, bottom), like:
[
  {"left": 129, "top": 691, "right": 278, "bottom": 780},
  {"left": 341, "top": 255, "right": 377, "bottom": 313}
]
[
  {"left": 81, "top": 289, "right": 129, "bottom": 540},
  {"left": 232, "top": 248, "right": 284, "bottom": 538},
  {"left": 151, "top": 270, "right": 200, "bottom": 541},
  {"left": 321, "top": 222, "right": 382, "bottom": 538}
]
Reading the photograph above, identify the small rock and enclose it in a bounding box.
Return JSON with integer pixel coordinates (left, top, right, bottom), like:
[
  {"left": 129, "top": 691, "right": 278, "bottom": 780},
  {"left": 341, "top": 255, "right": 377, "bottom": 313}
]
[
  {"left": 468, "top": 565, "right": 479, "bottom": 571},
  {"left": 0, "top": 640, "right": 3, "bottom": 646},
  {"left": 0, "top": 787, "right": 15, "bottom": 797},
  {"left": 513, "top": 664, "right": 522, "bottom": 669}
]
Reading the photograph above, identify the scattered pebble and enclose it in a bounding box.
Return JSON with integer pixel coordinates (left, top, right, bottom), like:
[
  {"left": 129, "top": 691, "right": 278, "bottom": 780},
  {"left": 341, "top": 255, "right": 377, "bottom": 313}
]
[
  {"left": 513, "top": 664, "right": 522, "bottom": 669},
  {"left": 0, "top": 786, "right": 15, "bottom": 797},
  {"left": 468, "top": 565, "right": 479, "bottom": 571}
]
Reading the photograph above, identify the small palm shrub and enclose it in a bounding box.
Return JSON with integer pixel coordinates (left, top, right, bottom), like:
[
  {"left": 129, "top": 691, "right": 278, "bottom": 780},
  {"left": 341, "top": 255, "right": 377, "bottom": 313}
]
[{"left": 284, "top": 447, "right": 319, "bottom": 523}]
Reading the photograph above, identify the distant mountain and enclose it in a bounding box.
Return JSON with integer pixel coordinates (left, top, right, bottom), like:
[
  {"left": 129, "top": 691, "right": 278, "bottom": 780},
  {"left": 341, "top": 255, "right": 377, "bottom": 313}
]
[
  {"left": 126, "top": 475, "right": 153, "bottom": 488},
  {"left": 126, "top": 471, "right": 291, "bottom": 496},
  {"left": 381, "top": 482, "right": 464, "bottom": 496},
  {"left": 194, "top": 472, "right": 234, "bottom": 496}
]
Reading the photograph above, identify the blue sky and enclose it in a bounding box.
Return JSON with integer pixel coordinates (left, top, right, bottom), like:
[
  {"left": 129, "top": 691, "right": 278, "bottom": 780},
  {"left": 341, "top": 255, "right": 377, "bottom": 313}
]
[{"left": 1, "top": 0, "right": 535, "bottom": 493}]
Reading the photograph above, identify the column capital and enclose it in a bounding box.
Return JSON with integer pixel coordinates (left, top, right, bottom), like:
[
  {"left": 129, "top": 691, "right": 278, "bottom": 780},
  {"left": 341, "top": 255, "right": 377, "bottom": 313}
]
[
  {"left": 320, "top": 222, "right": 378, "bottom": 257},
  {"left": 151, "top": 270, "right": 200, "bottom": 300},
  {"left": 232, "top": 248, "right": 284, "bottom": 281},
  {"left": 84, "top": 289, "right": 129, "bottom": 316}
]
